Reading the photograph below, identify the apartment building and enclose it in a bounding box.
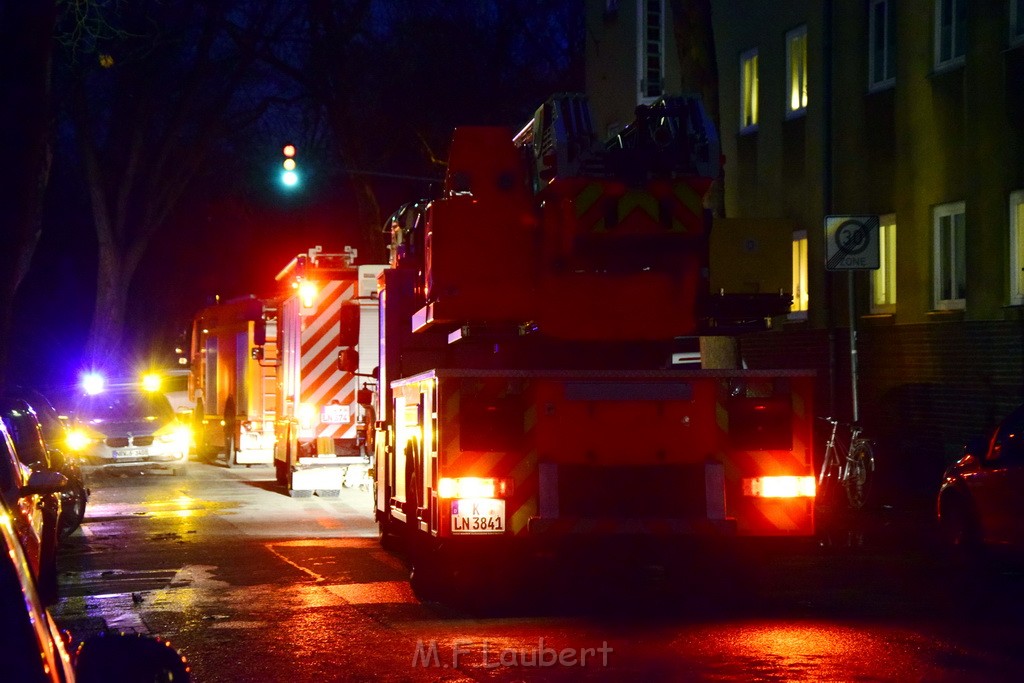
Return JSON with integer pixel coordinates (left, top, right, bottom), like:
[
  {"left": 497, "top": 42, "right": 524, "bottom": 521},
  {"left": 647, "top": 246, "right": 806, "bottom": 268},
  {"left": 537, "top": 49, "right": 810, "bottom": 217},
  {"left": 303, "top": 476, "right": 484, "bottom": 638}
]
[{"left": 587, "top": 0, "right": 1024, "bottom": 499}]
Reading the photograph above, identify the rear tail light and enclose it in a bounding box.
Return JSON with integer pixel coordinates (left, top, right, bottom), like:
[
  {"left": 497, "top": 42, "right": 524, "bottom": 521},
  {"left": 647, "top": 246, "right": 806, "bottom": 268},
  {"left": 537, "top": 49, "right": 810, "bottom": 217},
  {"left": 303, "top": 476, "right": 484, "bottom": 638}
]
[
  {"left": 742, "top": 476, "right": 816, "bottom": 498},
  {"left": 436, "top": 477, "right": 513, "bottom": 499}
]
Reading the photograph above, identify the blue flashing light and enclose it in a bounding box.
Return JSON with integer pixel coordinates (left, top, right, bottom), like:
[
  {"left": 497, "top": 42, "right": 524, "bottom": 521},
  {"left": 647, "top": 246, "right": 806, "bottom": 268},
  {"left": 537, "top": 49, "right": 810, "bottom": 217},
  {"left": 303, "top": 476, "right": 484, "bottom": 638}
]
[{"left": 82, "top": 372, "right": 105, "bottom": 395}]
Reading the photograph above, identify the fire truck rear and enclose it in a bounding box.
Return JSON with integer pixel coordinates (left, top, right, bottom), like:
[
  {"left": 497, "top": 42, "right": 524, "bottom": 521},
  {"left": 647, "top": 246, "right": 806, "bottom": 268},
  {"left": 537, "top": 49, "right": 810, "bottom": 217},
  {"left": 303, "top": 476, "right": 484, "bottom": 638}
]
[
  {"left": 189, "top": 296, "right": 277, "bottom": 467},
  {"left": 273, "top": 246, "right": 384, "bottom": 497},
  {"left": 372, "top": 94, "right": 816, "bottom": 596}
]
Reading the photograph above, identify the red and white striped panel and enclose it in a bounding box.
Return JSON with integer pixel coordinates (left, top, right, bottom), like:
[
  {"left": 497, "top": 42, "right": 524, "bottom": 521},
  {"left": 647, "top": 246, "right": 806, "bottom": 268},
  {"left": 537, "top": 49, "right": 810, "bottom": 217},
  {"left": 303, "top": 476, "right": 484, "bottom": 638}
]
[{"left": 300, "top": 280, "right": 358, "bottom": 439}]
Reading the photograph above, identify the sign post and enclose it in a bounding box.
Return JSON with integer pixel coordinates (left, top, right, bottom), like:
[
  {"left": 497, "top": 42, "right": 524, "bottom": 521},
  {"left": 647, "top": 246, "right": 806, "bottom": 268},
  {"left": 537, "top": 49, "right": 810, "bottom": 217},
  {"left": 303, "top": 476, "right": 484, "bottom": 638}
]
[{"left": 824, "top": 215, "right": 880, "bottom": 423}]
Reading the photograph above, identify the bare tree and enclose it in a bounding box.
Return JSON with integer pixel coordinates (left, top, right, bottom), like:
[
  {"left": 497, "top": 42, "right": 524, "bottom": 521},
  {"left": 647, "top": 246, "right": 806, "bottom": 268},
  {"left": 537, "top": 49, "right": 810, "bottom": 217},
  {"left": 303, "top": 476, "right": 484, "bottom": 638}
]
[{"left": 61, "top": 1, "right": 276, "bottom": 369}]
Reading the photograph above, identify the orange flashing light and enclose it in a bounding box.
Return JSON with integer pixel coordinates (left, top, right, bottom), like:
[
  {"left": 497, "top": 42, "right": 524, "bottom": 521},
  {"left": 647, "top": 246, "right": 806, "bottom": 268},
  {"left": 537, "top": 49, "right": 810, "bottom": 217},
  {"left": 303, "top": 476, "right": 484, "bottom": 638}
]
[{"left": 298, "top": 281, "right": 318, "bottom": 308}]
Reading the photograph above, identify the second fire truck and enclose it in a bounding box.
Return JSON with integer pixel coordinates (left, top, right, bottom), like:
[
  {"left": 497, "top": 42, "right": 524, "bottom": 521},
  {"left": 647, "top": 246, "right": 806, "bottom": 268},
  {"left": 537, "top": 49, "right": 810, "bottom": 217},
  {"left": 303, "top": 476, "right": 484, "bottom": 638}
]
[
  {"left": 272, "top": 247, "right": 385, "bottom": 496},
  {"left": 190, "top": 247, "right": 384, "bottom": 496}
]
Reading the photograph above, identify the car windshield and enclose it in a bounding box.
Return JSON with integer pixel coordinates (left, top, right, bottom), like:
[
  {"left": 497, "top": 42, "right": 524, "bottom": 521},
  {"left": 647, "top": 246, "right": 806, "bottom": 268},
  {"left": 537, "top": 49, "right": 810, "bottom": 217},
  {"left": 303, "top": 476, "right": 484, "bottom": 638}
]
[{"left": 76, "top": 392, "right": 174, "bottom": 423}]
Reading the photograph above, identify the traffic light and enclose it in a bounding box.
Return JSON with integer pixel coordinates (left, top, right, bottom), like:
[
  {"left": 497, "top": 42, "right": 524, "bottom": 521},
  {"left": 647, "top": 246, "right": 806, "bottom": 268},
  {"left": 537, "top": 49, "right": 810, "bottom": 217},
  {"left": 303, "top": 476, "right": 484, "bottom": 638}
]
[{"left": 281, "top": 143, "right": 299, "bottom": 188}]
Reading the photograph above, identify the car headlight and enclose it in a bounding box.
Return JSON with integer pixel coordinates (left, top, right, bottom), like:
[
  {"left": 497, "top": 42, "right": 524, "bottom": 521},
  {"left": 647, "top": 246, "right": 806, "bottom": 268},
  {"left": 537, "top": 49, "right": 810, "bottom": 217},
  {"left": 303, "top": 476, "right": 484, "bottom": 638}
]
[
  {"left": 67, "top": 428, "right": 101, "bottom": 451},
  {"left": 156, "top": 424, "right": 192, "bottom": 447}
]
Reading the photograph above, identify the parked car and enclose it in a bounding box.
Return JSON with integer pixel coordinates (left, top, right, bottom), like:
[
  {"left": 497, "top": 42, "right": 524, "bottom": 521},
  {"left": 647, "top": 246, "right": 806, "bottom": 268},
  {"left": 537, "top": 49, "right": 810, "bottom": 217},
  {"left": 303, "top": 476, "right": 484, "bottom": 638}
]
[
  {"left": 938, "top": 403, "right": 1024, "bottom": 555},
  {"left": 0, "top": 504, "right": 190, "bottom": 682},
  {"left": 68, "top": 388, "right": 190, "bottom": 475},
  {"left": 0, "top": 417, "right": 64, "bottom": 605},
  {"left": 2, "top": 390, "right": 89, "bottom": 540}
]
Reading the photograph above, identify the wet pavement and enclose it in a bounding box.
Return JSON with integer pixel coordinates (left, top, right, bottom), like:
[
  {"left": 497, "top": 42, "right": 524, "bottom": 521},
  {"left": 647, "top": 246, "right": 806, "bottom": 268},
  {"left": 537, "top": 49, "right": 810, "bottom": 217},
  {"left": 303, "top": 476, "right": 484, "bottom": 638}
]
[{"left": 49, "top": 462, "right": 1024, "bottom": 682}]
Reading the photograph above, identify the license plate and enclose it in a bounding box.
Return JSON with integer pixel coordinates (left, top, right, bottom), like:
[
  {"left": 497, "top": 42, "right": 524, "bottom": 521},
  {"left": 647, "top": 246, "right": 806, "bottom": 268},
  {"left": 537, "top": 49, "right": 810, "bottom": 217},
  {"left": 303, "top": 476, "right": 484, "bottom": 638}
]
[
  {"left": 451, "top": 498, "right": 505, "bottom": 534},
  {"left": 112, "top": 448, "right": 147, "bottom": 460}
]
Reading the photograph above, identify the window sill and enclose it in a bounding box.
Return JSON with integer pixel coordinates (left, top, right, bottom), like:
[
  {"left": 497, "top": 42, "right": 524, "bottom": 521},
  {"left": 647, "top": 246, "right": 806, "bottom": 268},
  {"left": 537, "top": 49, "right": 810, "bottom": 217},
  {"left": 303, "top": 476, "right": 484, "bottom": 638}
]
[
  {"left": 783, "top": 312, "right": 808, "bottom": 327},
  {"left": 867, "top": 79, "right": 895, "bottom": 94},
  {"left": 926, "top": 309, "right": 965, "bottom": 322},
  {"left": 928, "top": 59, "right": 965, "bottom": 78},
  {"left": 1002, "top": 304, "right": 1024, "bottom": 320},
  {"left": 861, "top": 313, "right": 895, "bottom": 326}
]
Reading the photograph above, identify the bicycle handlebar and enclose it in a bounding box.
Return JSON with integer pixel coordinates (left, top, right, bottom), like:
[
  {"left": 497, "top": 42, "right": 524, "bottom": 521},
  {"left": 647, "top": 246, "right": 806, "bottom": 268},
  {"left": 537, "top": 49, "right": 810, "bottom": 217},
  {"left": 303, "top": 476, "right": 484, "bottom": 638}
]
[{"left": 817, "top": 416, "right": 863, "bottom": 429}]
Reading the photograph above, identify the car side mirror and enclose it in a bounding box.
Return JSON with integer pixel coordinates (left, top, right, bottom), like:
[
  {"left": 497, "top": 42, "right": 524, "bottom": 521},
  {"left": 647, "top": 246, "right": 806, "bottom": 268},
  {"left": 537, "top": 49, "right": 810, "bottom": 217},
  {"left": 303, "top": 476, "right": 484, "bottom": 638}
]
[
  {"left": 21, "top": 470, "right": 67, "bottom": 497},
  {"left": 338, "top": 348, "right": 359, "bottom": 373}
]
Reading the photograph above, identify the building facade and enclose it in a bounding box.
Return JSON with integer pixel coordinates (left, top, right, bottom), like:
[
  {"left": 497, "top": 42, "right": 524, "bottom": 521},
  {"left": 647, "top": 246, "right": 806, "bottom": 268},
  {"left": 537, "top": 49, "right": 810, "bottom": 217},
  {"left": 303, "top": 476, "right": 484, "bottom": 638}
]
[{"left": 588, "top": 0, "right": 1024, "bottom": 501}]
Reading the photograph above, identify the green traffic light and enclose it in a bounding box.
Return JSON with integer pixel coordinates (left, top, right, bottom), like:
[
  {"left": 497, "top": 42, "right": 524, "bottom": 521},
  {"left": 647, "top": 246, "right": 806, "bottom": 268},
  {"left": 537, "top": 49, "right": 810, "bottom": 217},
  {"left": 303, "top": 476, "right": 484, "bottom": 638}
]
[{"left": 281, "top": 169, "right": 299, "bottom": 187}]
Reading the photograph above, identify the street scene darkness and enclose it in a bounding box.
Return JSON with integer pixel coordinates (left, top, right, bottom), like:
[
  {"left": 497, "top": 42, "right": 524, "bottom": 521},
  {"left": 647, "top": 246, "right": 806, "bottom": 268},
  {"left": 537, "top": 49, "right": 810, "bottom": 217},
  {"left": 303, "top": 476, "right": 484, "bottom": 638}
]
[{"left": 2, "top": 1, "right": 1024, "bottom": 681}]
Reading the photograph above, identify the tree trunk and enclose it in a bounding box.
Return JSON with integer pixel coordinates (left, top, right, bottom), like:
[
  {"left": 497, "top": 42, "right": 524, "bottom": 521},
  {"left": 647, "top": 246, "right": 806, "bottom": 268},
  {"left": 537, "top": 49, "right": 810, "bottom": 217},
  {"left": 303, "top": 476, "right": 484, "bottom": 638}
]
[{"left": 84, "top": 243, "right": 131, "bottom": 369}]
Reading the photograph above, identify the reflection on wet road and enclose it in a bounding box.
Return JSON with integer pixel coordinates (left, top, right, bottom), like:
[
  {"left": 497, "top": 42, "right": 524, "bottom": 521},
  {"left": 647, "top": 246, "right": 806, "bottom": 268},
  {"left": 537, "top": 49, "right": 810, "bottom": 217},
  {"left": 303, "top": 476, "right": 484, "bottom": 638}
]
[{"left": 52, "top": 463, "right": 1024, "bottom": 681}]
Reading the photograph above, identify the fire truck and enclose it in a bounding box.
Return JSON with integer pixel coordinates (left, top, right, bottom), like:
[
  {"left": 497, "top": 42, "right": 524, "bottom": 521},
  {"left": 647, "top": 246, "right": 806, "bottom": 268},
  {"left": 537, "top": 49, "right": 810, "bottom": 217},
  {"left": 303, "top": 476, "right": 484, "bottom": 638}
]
[
  {"left": 190, "top": 295, "right": 278, "bottom": 467},
  {"left": 371, "top": 94, "right": 817, "bottom": 596},
  {"left": 272, "top": 247, "right": 385, "bottom": 497}
]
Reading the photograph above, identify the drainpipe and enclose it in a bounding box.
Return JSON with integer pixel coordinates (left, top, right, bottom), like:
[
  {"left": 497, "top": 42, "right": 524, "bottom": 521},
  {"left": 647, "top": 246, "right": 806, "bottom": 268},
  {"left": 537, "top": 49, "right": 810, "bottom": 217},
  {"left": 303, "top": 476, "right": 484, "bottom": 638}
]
[{"left": 822, "top": 0, "right": 836, "bottom": 416}]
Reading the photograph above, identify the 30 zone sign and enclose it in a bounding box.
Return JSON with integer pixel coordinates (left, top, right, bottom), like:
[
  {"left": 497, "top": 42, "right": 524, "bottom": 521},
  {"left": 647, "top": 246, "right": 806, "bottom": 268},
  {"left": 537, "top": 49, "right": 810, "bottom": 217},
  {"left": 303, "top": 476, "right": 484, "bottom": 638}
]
[{"left": 824, "top": 215, "right": 880, "bottom": 271}]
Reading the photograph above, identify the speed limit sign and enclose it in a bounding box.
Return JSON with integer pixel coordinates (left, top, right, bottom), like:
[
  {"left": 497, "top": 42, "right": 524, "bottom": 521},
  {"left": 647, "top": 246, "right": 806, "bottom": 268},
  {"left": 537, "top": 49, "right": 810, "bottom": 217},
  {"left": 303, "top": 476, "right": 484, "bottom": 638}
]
[{"left": 824, "top": 215, "right": 880, "bottom": 271}]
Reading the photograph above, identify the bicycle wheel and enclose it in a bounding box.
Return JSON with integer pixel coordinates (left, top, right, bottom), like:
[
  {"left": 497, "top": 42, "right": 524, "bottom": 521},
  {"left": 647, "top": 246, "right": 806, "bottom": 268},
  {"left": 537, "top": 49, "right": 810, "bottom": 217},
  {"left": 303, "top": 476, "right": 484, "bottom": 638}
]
[{"left": 844, "top": 440, "right": 874, "bottom": 509}]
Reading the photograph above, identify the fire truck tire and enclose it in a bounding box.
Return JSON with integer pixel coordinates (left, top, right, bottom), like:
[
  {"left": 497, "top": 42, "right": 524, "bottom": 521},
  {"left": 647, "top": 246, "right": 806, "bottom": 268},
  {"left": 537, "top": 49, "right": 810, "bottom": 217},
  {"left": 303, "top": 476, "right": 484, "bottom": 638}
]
[
  {"left": 378, "top": 517, "right": 402, "bottom": 552},
  {"left": 409, "top": 549, "right": 449, "bottom": 602}
]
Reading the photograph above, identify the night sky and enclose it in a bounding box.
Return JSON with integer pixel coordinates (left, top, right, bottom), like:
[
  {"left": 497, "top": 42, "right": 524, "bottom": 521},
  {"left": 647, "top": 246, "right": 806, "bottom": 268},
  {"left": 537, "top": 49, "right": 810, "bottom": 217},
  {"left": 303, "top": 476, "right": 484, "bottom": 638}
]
[{"left": 7, "top": 1, "right": 583, "bottom": 396}]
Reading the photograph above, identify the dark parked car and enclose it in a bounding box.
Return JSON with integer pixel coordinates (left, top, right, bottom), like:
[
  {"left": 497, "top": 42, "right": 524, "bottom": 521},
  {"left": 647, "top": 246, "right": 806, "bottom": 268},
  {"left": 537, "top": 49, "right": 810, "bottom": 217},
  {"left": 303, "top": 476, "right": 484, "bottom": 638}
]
[
  {"left": 0, "top": 413, "right": 63, "bottom": 606},
  {"left": 0, "top": 499, "right": 191, "bottom": 682},
  {"left": 3, "top": 389, "right": 89, "bottom": 540},
  {"left": 938, "top": 404, "right": 1024, "bottom": 554}
]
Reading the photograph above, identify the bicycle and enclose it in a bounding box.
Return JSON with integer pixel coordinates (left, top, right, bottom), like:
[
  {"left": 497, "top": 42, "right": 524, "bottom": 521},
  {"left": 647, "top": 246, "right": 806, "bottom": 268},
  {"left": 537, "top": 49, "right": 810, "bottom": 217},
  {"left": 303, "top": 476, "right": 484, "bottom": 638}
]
[{"left": 817, "top": 416, "right": 875, "bottom": 509}]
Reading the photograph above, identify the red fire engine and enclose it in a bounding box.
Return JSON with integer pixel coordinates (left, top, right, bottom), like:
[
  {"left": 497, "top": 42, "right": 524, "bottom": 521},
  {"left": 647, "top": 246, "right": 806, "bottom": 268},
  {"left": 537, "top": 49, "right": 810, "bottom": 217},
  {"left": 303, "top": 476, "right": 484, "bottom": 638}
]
[
  {"left": 189, "top": 296, "right": 278, "bottom": 467},
  {"left": 272, "top": 247, "right": 384, "bottom": 496},
  {"left": 371, "top": 94, "right": 816, "bottom": 596}
]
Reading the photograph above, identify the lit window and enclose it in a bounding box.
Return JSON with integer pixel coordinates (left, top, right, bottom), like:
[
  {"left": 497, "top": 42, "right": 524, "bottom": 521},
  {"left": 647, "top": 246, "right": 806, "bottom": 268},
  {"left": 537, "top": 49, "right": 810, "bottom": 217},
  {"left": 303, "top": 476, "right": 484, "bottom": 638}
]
[
  {"left": 791, "top": 231, "right": 809, "bottom": 316},
  {"left": 785, "top": 26, "right": 808, "bottom": 118},
  {"left": 870, "top": 214, "right": 897, "bottom": 313},
  {"left": 1010, "top": 191, "right": 1024, "bottom": 304},
  {"left": 1013, "top": 0, "right": 1024, "bottom": 46},
  {"left": 934, "top": 0, "right": 966, "bottom": 70},
  {"left": 740, "top": 48, "right": 759, "bottom": 132},
  {"left": 638, "top": 0, "right": 665, "bottom": 103},
  {"left": 868, "top": 0, "right": 896, "bottom": 90},
  {"left": 933, "top": 201, "right": 966, "bottom": 310}
]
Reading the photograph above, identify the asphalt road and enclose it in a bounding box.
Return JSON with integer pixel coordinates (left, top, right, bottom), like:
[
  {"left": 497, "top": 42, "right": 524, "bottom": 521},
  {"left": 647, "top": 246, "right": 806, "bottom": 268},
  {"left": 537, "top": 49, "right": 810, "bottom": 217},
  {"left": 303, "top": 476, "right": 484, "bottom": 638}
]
[{"left": 51, "top": 461, "right": 1024, "bottom": 682}]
